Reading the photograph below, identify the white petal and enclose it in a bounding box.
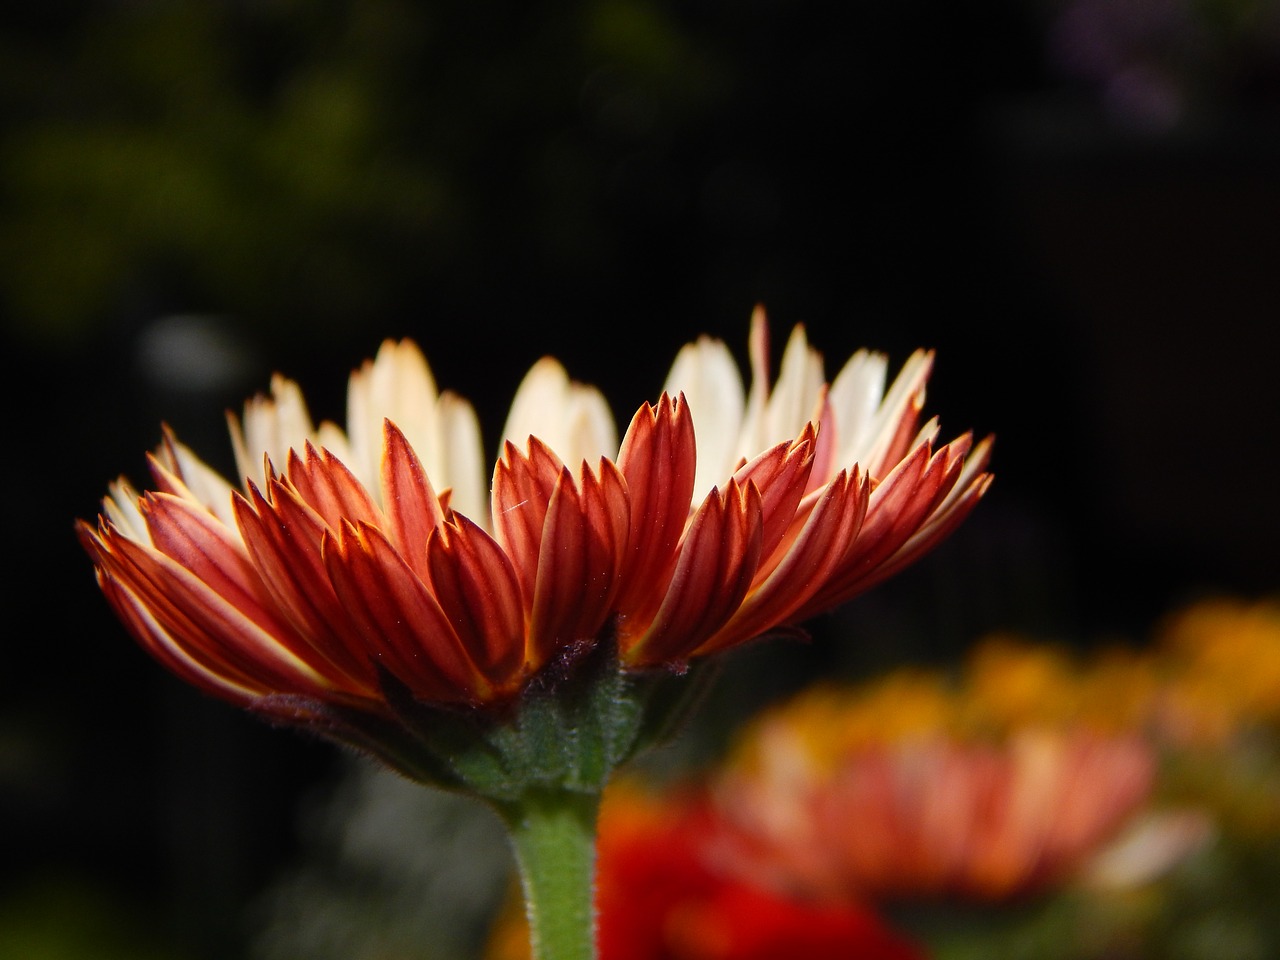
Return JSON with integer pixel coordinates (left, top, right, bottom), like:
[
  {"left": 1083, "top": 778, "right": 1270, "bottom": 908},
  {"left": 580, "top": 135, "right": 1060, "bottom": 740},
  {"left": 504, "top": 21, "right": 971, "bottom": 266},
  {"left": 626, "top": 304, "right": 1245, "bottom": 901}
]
[
  {"left": 436, "top": 391, "right": 488, "bottom": 523},
  {"left": 739, "top": 305, "right": 773, "bottom": 456},
  {"left": 501, "top": 357, "right": 618, "bottom": 466},
  {"left": 763, "top": 324, "right": 824, "bottom": 446},
  {"left": 103, "top": 479, "right": 147, "bottom": 542},
  {"left": 827, "top": 348, "right": 888, "bottom": 468},
  {"left": 316, "top": 420, "right": 354, "bottom": 467},
  {"left": 162, "top": 437, "right": 241, "bottom": 530},
  {"left": 347, "top": 339, "right": 441, "bottom": 489},
  {"left": 662, "top": 335, "right": 745, "bottom": 497},
  {"left": 861, "top": 349, "right": 934, "bottom": 476},
  {"left": 230, "top": 374, "right": 317, "bottom": 489}
]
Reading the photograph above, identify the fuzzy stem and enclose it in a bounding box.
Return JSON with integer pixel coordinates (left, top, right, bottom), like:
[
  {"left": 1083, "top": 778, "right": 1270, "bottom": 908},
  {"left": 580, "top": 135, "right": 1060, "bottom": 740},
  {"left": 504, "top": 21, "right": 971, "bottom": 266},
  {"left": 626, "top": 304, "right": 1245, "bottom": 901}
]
[{"left": 495, "top": 789, "right": 601, "bottom": 960}]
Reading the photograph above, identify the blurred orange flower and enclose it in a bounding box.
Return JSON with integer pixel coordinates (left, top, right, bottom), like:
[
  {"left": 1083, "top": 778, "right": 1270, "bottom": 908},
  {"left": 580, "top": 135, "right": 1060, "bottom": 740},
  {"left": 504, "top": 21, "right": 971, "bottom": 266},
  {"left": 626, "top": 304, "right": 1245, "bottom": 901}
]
[{"left": 710, "top": 688, "right": 1158, "bottom": 903}]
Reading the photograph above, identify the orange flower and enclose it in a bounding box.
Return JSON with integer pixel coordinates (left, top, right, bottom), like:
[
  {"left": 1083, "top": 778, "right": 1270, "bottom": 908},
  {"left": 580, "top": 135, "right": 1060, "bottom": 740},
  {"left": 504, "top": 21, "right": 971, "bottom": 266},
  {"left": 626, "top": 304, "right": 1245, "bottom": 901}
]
[
  {"left": 711, "top": 699, "right": 1157, "bottom": 902},
  {"left": 79, "top": 310, "right": 991, "bottom": 724}
]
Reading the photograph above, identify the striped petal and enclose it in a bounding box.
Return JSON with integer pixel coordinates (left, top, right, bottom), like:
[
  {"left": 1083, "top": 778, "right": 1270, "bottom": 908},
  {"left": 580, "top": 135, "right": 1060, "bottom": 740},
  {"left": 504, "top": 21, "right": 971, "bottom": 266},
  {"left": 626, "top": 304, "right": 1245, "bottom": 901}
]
[
  {"left": 857, "top": 349, "right": 934, "bottom": 479},
  {"left": 526, "top": 459, "right": 630, "bottom": 670},
  {"left": 87, "top": 551, "right": 267, "bottom": 705},
  {"left": 141, "top": 492, "right": 288, "bottom": 640},
  {"left": 731, "top": 424, "right": 817, "bottom": 564},
  {"left": 232, "top": 479, "right": 378, "bottom": 688},
  {"left": 285, "top": 442, "right": 384, "bottom": 532},
  {"left": 492, "top": 437, "right": 565, "bottom": 614},
  {"left": 622, "top": 478, "right": 764, "bottom": 665},
  {"left": 694, "top": 467, "right": 870, "bottom": 656},
  {"left": 84, "top": 520, "right": 337, "bottom": 697},
  {"left": 792, "top": 439, "right": 970, "bottom": 618},
  {"left": 614, "top": 393, "right": 697, "bottom": 623},
  {"left": 323, "top": 520, "right": 489, "bottom": 703},
  {"left": 426, "top": 514, "right": 526, "bottom": 688},
  {"left": 380, "top": 419, "right": 447, "bottom": 582}
]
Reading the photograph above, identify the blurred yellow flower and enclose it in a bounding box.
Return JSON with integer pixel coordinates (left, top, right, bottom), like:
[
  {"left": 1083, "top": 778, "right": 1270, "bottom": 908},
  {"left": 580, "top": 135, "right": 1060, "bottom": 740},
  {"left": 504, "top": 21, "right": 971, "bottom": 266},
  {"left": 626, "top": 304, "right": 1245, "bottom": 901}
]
[
  {"left": 962, "top": 634, "right": 1159, "bottom": 736},
  {"left": 1153, "top": 597, "right": 1280, "bottom": 747}
]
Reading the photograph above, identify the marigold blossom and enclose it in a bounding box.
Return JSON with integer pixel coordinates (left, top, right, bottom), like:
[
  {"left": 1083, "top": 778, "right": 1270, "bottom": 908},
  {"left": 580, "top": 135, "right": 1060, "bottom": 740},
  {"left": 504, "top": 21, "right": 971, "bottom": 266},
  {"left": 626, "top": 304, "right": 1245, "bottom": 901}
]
[{"left": 78, "top": 308, "right": 992, "bottom": 726}]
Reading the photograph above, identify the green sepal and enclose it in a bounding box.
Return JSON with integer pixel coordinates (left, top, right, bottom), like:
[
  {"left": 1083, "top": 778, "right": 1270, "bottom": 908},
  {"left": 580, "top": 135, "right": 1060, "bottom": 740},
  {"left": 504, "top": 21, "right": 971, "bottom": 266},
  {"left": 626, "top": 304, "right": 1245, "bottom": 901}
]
[
  {"left": 399, "top": 636, "right": 650, "bottom": 802},
  {"left": 250, "top": 633, "right": 719, "bottom": 805}
]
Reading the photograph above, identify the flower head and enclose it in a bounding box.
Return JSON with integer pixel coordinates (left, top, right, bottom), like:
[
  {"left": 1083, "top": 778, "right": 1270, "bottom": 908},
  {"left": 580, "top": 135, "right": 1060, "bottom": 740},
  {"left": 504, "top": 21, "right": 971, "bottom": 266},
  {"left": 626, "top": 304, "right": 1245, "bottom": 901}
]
[
  {"left": 79, "top": 310, "right": 991, "bottom": 752},
  {"left": 709, "top": 680, "right": 1159, "bottom": 903}
]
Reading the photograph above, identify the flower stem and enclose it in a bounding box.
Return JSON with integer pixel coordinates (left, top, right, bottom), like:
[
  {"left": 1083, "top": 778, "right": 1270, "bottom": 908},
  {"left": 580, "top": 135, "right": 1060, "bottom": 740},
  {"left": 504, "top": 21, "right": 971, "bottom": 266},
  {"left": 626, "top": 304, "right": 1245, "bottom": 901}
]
[{"left": 495, "top": 788, "right": 601, "bottom": 960}]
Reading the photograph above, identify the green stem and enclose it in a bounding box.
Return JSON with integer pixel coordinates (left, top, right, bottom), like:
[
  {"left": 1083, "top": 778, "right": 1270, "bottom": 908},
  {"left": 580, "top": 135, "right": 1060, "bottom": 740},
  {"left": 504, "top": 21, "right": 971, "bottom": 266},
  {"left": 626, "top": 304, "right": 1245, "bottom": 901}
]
[{"left": 495, "top": 788, "right": 601, "bottom": 960}]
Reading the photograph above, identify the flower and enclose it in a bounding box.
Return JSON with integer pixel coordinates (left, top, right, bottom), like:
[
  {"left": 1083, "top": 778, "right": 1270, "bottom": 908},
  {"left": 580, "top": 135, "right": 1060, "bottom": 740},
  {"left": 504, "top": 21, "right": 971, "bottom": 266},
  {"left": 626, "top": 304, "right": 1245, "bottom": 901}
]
[
  {"left": 709, "top": 684, "right": 1159, "bottom": 903},
  {"left": 486, "top": 781, "right": 929, "bottom": 960},
  {"left": 79, "top": 308, "right": 991, "bottom": 731},
  {"left": 1151, "top": 597, "right": 1280, "bottom": 748}
]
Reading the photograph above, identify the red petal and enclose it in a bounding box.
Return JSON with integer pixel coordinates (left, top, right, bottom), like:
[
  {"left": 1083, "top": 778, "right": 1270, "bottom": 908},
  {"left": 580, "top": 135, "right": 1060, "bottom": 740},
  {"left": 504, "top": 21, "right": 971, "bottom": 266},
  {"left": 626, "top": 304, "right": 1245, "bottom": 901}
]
[
  {"left": 731, "top": 424, "right": 816, "bottom": 563},
  {"left": 806, "top": 388, "right": 837, "bottom": 494},
  {"left": 141, "top": 493, "right": 287, "bottom": 633},
  {"left": 381, "top": 419, "right": 447, "bottom": 581},
  {"left": 849, "top": 442, "right": 994, "bottom": 595},
  {"left": 426, "top": 514, "right": 526, "bottom": 689},
  {"left": 526, "top": 460, "right": 630, "bottom": 669},
  {"left": 324, "top": 521, "right": 490, "bottom": 703},
  {"left": 79, "top": 520, "right": 265, "bottom": 703},
  {"left": 95, "top": 566, "right": 267, "bottom": 704},
  {"left": 623, "top": 479, "right": 764, "bottom": 665},
  {"left": 86, "top": 521, "right": 337, "bottom": 696},
  {"left": 492, "top": 437, "right": 564, "bottom": 613},
  {"left": 233, "top": 480, "right": 378, "bottom": 688},
  {"left": 285, "top": 442, "right": 384, "bottom": 532},
  {"left": 865, "top": 350, "right": 934, "bottom": 479},
  {"left": 614, "top": 393, "right": 697, "bottom": 622},
  {"left": 695, "top": 468, "right": 870, "bottom": 655},
  {"left": 795, "top": 440, "right": 969, "bottom": 616}
]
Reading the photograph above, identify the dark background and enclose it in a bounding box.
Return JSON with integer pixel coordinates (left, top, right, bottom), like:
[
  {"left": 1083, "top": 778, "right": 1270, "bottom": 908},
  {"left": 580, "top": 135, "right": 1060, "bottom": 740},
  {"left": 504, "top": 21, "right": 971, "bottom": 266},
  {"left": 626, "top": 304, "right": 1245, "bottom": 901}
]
[{"left": 2, "top": 1, "right": 1278, "bottom": 957}]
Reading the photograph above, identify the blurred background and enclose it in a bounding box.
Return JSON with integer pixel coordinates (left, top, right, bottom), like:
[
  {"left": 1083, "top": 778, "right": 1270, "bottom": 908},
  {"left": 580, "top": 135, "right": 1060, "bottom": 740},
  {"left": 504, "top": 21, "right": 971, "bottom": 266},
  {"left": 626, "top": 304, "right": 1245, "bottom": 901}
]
[{"left": 2, "top": 0, "right": 1279, "bottom": 957}]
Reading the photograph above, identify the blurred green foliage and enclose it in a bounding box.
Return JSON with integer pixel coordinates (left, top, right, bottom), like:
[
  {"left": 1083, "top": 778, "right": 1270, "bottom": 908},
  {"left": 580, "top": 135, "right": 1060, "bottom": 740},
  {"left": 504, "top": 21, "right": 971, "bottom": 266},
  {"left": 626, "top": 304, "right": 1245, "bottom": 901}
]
[
  {"left": 0, "top": 875, "right": 190, "bottom": 960},
  {"left": 0, "top": 0, "right": 733, "bottom": 347}
]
